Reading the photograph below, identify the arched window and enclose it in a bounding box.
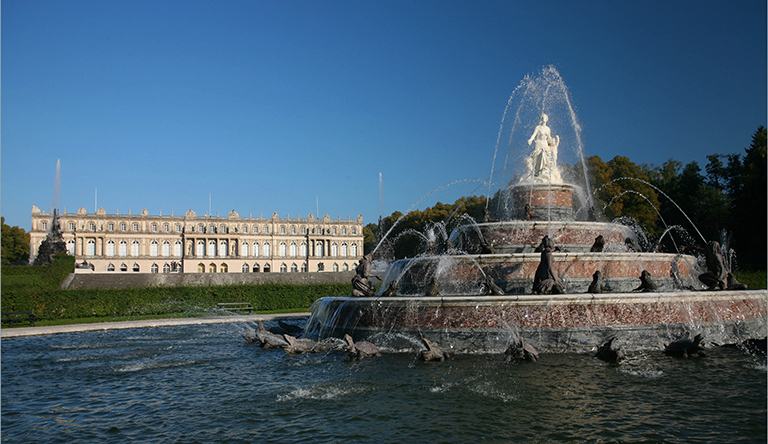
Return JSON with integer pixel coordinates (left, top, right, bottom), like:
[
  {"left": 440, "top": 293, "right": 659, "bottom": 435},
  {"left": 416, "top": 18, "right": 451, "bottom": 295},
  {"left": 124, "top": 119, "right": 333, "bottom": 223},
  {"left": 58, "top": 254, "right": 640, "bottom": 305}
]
[
  {"left": 220, "top": 263, "right": 228, "bottom": 273},
  {"left": 106, "top": 240, "right": 115, "bottom": 257},
  {"left": 253, "top": 264, "right": 260, "bottom": 273},
  {"left": 67, "top": 240, "right": 76, "bottom": 255},
  {"left": 219, "top": 240, "right": 228, "bottom": 258},
  {"left": 350, "top": 243, "right": 358, "bottom": 257},
  {"left": 131, "top": 241, "right": 140, "bottom": 257},
  {"left": 263, "top": 242, "right": 271, "bottom": 257},
  {"left": 162, "top": 241, "right": 170, "bottom": 257},
  {"left": 242, "top": 264, "right": 249, "bottom": 273},
  {"left": 119, "top": 241, "right": 127, "bottom": 257},
  {"left": 280, "top": 263, "right": 287, "bottom": 273},
  {"left": 317, "top": 263, "right": 324, "bottom": 272},
  {"left": 150, "top": 241, "right": 159, "bottom": 257},
  {"left": 163, "top": 263, "right": 171, "bottom": 273},
  {"left": 132, "top": 263, "right": 140, "bottom": 272},
  {"left": 291, "top": 264, "right": 298, "bottom": 272},
  {"left": 197, "top": 240, "right": 205, "bottom": 257},
  {"left": 151, "top": 263, "right": 159, "bottom": 273},
  {"left": 300, "top": 242, "right": 307, "bottom": 257},
  {"left": 343, "top": 263, "right": 349, "bottom": 271},
  {"left": 341, "top": 243, "right": 348, "bottom": 257},
  {"left": 315, "top": 242, "right": 324, "bottom": 257},
  {"left": 331, "top": 243, "right": 338, "bottom": 257},
  {"left": 197, "top": 263, "right": 205, "bottom": 273},
  {"left": 174, "top": 241, "right": 182, "bottom": 257},
  {"left": 264, "top": 264, "right": 271, "bottom": 273},
  {"left": 301, "top": 263, "right": 307, "bottom": 272},
  {"left": 208, "top": 240, "right": 216, "bottom": 257},
  {"left": 209, "top": 263, "right": 216, "bottom": 273},
  {"left": 290, "top": 242, "right": 297, "bottom": 257},
  {"left": 120, "top": 263, "right": 128, "bottom": 272},
  {"left": 252, "top": 242, "right": 259, "bottom": 257},
  {"left": 333, "top": 263, "right": 339, "bottom": 272},
  {"left": 86, "top": 239, "right": 96, "bottom": 257},
  {"left": 107, "top": 263, "right": 115, "bottom": 271},
  {"left": 241, "top": 242, "right": 249, "bottom": 257},
  {"left": 279, "top": 242, "right": 287, "bottom": 257}
]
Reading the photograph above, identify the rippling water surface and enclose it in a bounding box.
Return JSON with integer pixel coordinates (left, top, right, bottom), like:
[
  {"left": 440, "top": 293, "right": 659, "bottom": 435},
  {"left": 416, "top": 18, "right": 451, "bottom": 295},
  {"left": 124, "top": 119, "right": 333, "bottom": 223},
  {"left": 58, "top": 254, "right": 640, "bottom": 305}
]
[{"left": 2, "top": 322, "right": 766, "bottom": 443}]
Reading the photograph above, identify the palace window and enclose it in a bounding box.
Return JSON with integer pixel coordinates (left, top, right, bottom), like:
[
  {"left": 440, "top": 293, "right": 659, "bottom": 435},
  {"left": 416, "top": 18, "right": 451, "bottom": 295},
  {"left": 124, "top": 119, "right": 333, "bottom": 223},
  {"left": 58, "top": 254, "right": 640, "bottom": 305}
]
[
  {"left": 133, "top": 223, "right": 139, "bottom": 231},
  {"left": 151, "top": 264, "right": 159, "bottom": 273},
  {"left": 120, "top": 263, "right": 128, "bottom": 272},
  {"left": 106, "top": 240, "right": 115, "bottom": 257},
  {"left": 264, "top": 264, "right": 271, "bottom": 272},
  {"left": 317, "top": 263, "right": 324, "bottom": 272},
  {"left": 132, "top": 263, "right": 140, "bottom": 272},
  {"left": 351, "top": 243, "right": 358, "bottom": 257},
  {"left": 343, "top": 263, "right": 349, "bottom": 271},
  {"left": 164, "top": 224, "right": 169, "bottom": 232},
  {"left": 291, "top": 226, "right": 296, "bottom": 234},
  {"left": 86, "top": 239, "right": 96, "bottom": 256},
  {"left": 252, "top": 242, "right": 260, "bottom": 257},
  {"left": 89, "top": 223, "right": 95, "bottom": 231},
  {"left": 301, "top": 263, "right": 307, "bottom": 272},
  {"left": 243, "top": 225, "right": 248, "bottom": 234},
  {"left": 220, "top": 264, "right": 228, "bottom": 273},
  {"left": 291, "top": 264, "right": 298, "bottom": 272},
  {"left": 174, "top": 241, "right": 182, "bottom": 257},
  {"left": 300, "top": 242, "right": 307, "bottom": 257},
  {"left": 341, "top": 243, "right": 348, "bottom": 257},
  {"left": 331, "top": 243, "right": 338, "bottom": 257},
  {"left": 253, "top": 264, "right": 260, "bottom": 273},
  {"left": 68, "top": 222, "right": 75, "bottom": 231},
  {"left": 209, "top": 263, "right": 216, "bottom": 273},
  {"left": 263, "top": 242, "right": 271, "bottom": 257},
  {"left": 41, "top": 221, "right": 48, "bottom": 231},
  {"left": 352, "top": 228, "right": 357, "bottom": 235},
  {"left": 279, "top": 242, "right": 287, "bottom": 257},
  {"left": 208, "top": 241, "right": 216, "bottom": 257},
  {"left": 254, "top": 226, "right": 259, "bottom": 234},
  {"left": 163, "top": 263, "right": 171, "bottom": 273},
  {"left": 119, "top": 241, "right": 127, "bottom": 257},
  {"left": 67, "top": 240, "right": 75, "bottom": 255},
  {"left": 197, "top": 263, "right": 205, "bottom": 273},
  {"left": 108, "top": 223, "right": 114, "bottom": 231},
  {"left": 219, "top": 241, "right": 228, "bottom": 258},
  {"left": 264, "top": 226, "right": 269, "bottom": 234},
  {"left": 242, "top": 264, "right": 249, "bottom": 273},
  {"left": 280, "top": 263, "right": 287, "bottom": 273},
  {"left": 241, "top": 242, "right": 249, "bottom": 257},
  {"left": 152, "top": 224, "right": 157, "bottom": 232},
  {"left": 175, "top": 224, "right": 181, "bottom": 232},
  {"left": 333, "top": 227, "right": 337, "bottom": 235},
  {"left": 121, "top": 223, "right": 126, "bottom": 231},
  {"left": 315, "top": 241, "right": 324, "bottom": 257},
  {"left": 290, "top": 242, "right": 297, "bottom": 257},
  {"left": 342, "top": 227, "right": 347, "bottom": 235},
  {"left": 107, "top": 263, "right": 115, "bottom": 271},
  {"left": 281, "top": 226, "right": 286, "bottom": 234},
  {"left": 131, "top": 241, "right": 140, "bottom": 257},
  {"left": 150, "top": 241, "right": 158, "bottom": 257},
  {"left": 162, "top": 241, "right": 170, "bottom": 257},
  {"left": 301, "top": 226, "right": 306, "bottom": 234},
  {"left": 197, "top": 240, "right": 205, "bottom": 257},
  {"left": 333, "top": 263, "right": 339, "bottom": 272}
]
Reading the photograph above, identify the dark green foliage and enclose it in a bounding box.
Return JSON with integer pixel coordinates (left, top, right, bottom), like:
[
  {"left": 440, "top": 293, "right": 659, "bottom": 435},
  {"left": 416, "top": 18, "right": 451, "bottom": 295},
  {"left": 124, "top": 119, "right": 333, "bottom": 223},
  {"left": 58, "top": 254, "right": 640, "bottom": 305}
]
[{"left": 1, "top": 217, "right": 31, "bottom": 265}]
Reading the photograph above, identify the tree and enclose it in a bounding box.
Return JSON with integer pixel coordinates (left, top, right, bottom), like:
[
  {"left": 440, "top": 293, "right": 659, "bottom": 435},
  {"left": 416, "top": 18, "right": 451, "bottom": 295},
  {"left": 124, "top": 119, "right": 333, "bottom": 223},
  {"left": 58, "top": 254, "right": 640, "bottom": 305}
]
[
  {"left": 1, "top": 217, "right": 31, "bottom": 265},
  {"left": 731, "top": 126, "right": 767, "bottom": 268}
]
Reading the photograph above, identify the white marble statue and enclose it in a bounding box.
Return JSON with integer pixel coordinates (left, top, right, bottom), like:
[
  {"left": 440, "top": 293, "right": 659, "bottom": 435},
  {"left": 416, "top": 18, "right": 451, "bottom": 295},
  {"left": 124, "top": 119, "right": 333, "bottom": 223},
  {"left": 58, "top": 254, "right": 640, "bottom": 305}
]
[{"left": 521, "top": 114, "right": 562, "bottom": 183}]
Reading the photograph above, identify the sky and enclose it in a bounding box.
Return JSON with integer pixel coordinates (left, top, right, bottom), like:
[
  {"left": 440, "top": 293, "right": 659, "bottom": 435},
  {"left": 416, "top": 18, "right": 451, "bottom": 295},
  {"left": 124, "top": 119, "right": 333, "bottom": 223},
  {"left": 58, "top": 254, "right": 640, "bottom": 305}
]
[{"left": 3, "top": 0, "right": 766, "bottom": 231}]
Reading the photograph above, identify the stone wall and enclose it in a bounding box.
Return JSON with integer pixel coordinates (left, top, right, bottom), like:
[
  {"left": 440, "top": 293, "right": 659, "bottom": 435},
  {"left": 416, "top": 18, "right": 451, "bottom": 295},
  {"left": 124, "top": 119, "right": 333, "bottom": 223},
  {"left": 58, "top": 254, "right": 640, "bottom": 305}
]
[{"left": 64, "top": 271, "right": 357, "bottom": 290}]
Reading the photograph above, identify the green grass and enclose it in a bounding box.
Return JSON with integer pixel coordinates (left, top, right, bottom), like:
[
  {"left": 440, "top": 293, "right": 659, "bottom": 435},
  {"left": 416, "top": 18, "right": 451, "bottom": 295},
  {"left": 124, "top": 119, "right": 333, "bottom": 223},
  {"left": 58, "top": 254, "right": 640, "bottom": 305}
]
[{"left": 734, "top": 269, "right": 767, "bottom": 289}]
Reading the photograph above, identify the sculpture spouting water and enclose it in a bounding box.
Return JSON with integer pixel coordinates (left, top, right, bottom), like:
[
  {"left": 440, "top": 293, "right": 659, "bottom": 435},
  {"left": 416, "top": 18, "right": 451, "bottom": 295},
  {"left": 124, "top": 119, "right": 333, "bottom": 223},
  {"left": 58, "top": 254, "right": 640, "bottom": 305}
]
[{"left": 305, "top": 66, "right": 766, "bottom": 353}]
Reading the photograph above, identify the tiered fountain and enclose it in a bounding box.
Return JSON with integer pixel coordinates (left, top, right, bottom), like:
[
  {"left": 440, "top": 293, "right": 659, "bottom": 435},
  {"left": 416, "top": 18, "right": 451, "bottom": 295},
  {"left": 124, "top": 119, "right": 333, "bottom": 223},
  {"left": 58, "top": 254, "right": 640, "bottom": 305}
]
[{"left": 306, "top": 67, "right": 766, "bottom": 352}]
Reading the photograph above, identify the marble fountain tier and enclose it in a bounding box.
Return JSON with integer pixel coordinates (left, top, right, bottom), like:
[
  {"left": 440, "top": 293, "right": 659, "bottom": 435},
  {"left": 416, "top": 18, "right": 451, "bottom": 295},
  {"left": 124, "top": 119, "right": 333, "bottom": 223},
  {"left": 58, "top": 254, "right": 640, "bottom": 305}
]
[{"left": 305, "top": 112, "right": 767, "bottom": 352}]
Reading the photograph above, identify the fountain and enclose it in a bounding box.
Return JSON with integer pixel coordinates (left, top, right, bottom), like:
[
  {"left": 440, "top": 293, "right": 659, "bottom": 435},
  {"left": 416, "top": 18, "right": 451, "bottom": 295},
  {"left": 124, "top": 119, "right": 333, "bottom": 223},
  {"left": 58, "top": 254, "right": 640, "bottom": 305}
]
[{"left": 305, "top": 67, "right": 767, "bottom": 353}]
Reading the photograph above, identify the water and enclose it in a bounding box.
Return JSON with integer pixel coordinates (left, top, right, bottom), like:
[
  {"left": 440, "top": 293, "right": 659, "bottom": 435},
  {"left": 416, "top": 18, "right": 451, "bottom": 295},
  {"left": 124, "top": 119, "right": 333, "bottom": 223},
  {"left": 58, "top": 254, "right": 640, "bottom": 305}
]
[{"left": 2, "top": 322, "right": 766, "bottom": 443}]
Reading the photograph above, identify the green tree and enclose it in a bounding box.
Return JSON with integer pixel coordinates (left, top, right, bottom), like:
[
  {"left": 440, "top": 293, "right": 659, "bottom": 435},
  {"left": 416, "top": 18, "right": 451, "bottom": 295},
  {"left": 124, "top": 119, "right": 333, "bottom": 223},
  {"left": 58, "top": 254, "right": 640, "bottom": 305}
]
[
  {"left": 732, "top": 126, "right": 767, "bottom": 268},
  {"left": 1, "top": 217, "right": 31, "bottom": 265}
]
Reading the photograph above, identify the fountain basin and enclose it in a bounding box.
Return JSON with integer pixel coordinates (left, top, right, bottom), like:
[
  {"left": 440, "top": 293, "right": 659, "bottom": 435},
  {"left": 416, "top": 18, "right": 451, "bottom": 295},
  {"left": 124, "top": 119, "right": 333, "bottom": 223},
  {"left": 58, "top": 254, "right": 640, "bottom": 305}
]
[
  {"left": 382, "top": 252, "right": 699, "bottom": 295},
  {"left": 306, "top": 290, "right": 768, "bottom": 352}
]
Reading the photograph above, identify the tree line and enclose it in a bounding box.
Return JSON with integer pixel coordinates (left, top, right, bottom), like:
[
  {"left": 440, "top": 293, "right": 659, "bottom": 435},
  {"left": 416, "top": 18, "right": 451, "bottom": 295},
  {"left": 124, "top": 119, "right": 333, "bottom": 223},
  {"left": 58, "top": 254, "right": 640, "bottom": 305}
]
[{"left": 366, "top": 126, "right": 766, "bottom": 270}]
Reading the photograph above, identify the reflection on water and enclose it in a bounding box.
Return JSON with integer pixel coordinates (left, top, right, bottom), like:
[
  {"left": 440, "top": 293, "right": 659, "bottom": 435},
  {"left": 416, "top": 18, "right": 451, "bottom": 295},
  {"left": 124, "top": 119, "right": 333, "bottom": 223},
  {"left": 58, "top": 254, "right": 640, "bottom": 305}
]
[{"left": 2, "top": 322, "right": 766, "bottom": 443}]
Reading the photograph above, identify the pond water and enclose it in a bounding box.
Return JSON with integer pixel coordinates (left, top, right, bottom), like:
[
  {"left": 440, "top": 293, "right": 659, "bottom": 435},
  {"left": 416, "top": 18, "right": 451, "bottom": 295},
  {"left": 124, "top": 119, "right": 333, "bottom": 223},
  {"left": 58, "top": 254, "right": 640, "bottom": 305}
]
[{"left": 2, "top": 321, "right": 766, "bottom": 443}]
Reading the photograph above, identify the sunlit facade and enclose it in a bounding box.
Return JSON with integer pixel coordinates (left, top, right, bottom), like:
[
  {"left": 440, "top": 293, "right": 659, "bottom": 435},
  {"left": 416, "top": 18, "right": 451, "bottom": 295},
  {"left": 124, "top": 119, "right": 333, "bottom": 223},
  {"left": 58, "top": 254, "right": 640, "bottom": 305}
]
[{"left": 30, "top": 206, "right": 364, "bottom": 274}]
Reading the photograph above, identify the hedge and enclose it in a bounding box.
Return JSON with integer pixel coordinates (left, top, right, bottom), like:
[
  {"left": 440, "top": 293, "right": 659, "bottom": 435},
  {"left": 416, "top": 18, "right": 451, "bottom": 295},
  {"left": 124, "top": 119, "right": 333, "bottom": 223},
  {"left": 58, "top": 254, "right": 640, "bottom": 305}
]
[{"left": 1, "top": 255, "right": 352, "bottom": 321}]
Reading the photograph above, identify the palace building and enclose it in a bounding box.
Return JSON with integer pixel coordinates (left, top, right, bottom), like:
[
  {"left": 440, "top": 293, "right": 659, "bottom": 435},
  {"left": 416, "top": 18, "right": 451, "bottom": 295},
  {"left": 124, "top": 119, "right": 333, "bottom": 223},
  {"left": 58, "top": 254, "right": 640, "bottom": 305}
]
[{"left": 30, "top": 206, "right": 365, "bottom": 274}]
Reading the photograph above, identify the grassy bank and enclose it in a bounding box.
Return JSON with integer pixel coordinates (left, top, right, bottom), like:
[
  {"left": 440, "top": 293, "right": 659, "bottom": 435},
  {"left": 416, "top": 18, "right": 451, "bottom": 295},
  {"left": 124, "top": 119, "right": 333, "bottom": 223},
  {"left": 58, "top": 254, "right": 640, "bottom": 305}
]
[{"left": 1, "top": 255, "right": 351, "bottom": 326}]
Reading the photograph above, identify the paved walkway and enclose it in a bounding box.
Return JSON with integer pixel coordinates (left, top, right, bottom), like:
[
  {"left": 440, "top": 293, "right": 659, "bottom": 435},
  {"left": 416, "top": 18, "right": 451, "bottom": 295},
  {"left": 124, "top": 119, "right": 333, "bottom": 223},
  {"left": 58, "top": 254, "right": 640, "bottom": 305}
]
[{"left": 1, "top": 313, "right": 312, "bottom": 338}]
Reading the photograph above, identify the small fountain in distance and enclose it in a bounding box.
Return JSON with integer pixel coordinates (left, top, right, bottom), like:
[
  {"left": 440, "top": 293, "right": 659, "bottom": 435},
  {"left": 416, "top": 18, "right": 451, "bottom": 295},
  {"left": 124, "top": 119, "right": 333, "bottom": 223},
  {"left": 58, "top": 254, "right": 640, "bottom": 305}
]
[{"left": 305, "top": 67, "right": 767, "bottom": 353}]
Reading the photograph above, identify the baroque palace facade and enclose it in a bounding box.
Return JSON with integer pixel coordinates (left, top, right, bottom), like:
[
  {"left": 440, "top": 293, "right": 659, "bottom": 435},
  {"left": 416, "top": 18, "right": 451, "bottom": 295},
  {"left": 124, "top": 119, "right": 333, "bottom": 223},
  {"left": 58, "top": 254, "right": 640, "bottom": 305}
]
[{"left": 29, "top": 206, "right": 364, "bottom": 274}]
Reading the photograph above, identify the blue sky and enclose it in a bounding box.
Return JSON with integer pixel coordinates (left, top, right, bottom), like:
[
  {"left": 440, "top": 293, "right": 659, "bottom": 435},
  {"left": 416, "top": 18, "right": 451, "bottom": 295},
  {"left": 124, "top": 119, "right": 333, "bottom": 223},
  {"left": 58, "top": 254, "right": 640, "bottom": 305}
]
[{"left": 3, "top": 1, "right": 766, "bottom": 230}]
